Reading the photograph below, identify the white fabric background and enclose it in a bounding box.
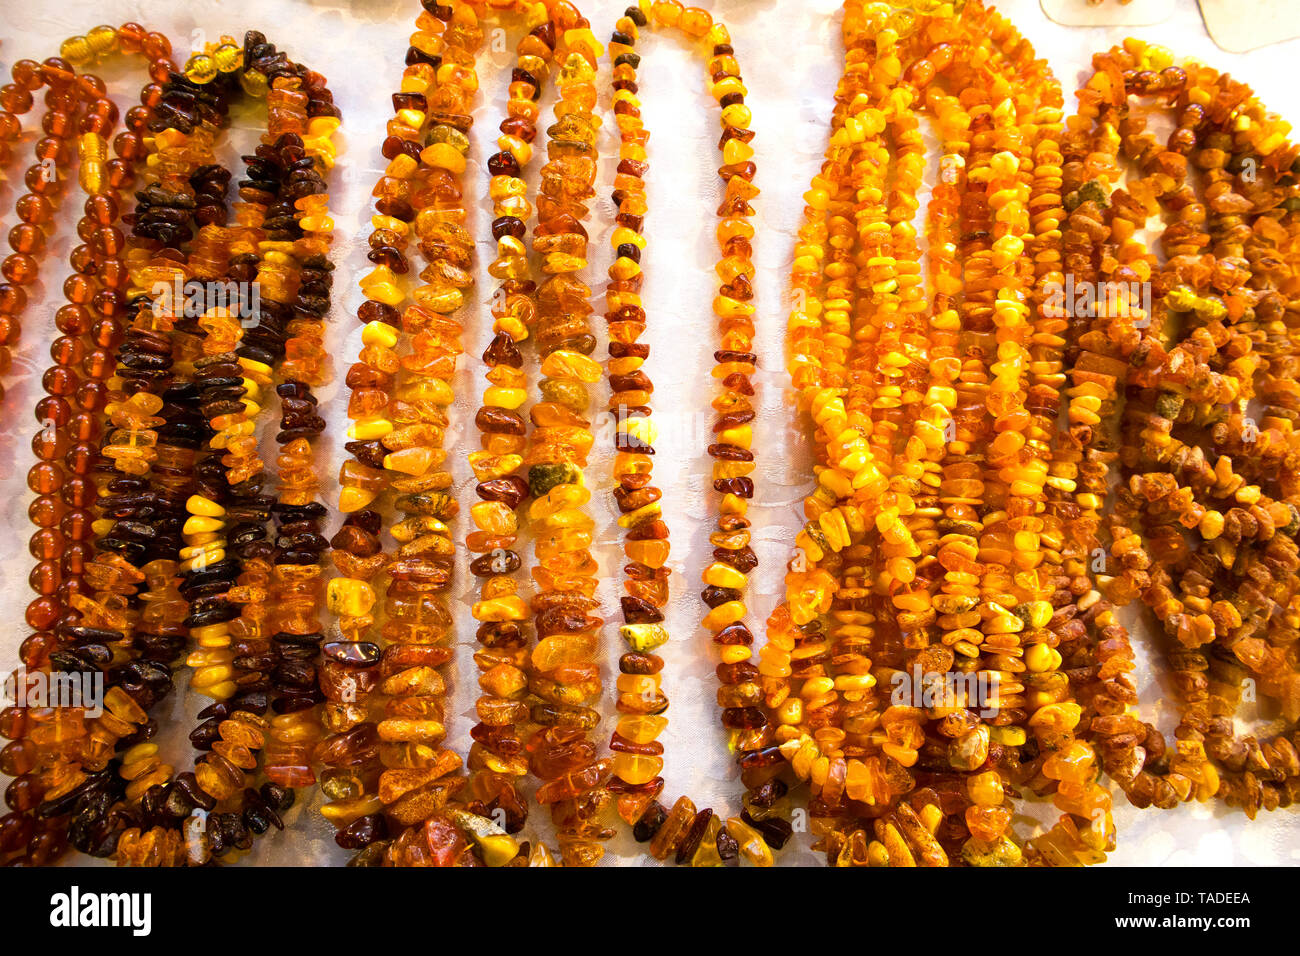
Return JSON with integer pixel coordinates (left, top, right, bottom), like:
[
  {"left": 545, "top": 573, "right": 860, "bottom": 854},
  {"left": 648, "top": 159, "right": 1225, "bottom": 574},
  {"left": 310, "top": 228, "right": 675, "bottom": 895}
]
[{"left": 0, "top": 0, "right": 1295, "bottom": 865}]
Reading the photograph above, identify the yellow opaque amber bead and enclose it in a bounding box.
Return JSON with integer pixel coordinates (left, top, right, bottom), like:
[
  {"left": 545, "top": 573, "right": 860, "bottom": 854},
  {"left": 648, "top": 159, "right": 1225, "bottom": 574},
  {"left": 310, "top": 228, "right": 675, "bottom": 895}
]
[
  {"left": 186, "top": 494, "right": 225, "bottom": 517},
  {"left": 182, "top": 515, "right": 224, "bottom": 535},
  {"left": 383, "top": 447, "right": 438, "bottom": 476},
  {"left": 620, "top": 623, "right": 668, "bottom": 652},
  {"left": 472, "top": 596, "right": 529, "bottom": 622},
  {"left": 326, "top": 578, "right": 376, "bottom": 618},
  {"left": 541, "top": 349, "right": 602, "bottom": 383},
  {"left": 361, "top": 321, "right": 399, "bottom": 348},
  {"left": 703, "top": 561, "right": 747, "bottom": 589},
  {"left": 1024, "top": 643, "right": 1062, "bottom": 672},
  {"left": 421, "top": 142, "right": 468, "bottom": 173},
  {"left": 471, "top": 501, "right": 518, "bottom": 535},
  {"left": 703, "top": 601, "right": 745, "bottom": 631}
]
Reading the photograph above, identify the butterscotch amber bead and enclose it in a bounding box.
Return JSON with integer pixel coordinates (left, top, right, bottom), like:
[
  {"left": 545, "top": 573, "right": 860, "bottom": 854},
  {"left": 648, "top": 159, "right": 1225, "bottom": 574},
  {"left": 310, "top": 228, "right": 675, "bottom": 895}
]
[{"left": 648, "top": 795, "right": 696, "bottom": 860}]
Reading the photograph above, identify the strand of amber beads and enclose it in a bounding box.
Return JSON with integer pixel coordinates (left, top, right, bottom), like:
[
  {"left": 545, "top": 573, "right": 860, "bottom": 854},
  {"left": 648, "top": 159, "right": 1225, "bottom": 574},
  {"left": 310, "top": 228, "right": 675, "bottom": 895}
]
[
  {"left": 774, "top": 0, "right": 1121, "bottom": 867},
  {"left": 326, "top": 1, "right": 548, "bottom": 869},
  {"left": 55, "top": 34, "right": 337, "bottom": 866},
  {"left": 88, "top": 119, "right": 242, "bottom": 866},
  {"left": 323, "top": 2, "right": 481, "bottom": 855},
  {"left": 826, "top": 18, "right": 1000, "bottom": 866},
  {"left": 778, "top": 3, "right": 882, "bottom": 827},
  {"left": 19, "top": 90, "right": 240, "bottom": 868},
  {"left": 181, "top": 53, "right": 333, "bottom": 671},
  {"left": 971, "top": 25, "right": 1117, "bottom": 867},
  {"left": 0, "top": 25, "right": 172, "bottom": 408},
  {"left": 112, "top": 35, "right": 340, "bottom": 866},
  {"left": 597, "top": 2, "right": 790, "bottom": 867},
  {"left": 809, "top": 4, "right": 1011, "bottom": 865},
  {"left": 259, "top": 177, "right": 338, "bottom": 801},
  {"left": 613, "top": 0, "right": 796, "bottom": 866},
  {"left": 774, "top": 2, "right": 955, "bottom": 863},
  {"left": 880, "top": 18, "right": 997, "bottom": 866},
  {"left": 369, "top": 1, "right": 568, "bottom": 870},
  {"left": 465, "top": 6, "right": 558, "bottom": 843},
  {"left": 600, "top": 4, "right": 673, "bottom": 835},
  {"left": 520, "top": 11, "right": 611, "bottom": 868},
  {"left": 230, "top": 53, "right": 342, "bottom": 808},
  {"left": 367, "top": 0, "right": 506, "bottom": 865},
  {"left": 949, "top": 75, "right": 1038, "bottom": 866},
  {"left": 0, "top": 31, "right": 241, "bottom": 865},
  {"left": 1053, "top": 41, "right": 1191, "bottom": 816},
  {"left": 179, "top": 121, "right": 339, "bottom": 865},
  {"left": 772, "top": 3, "right": 910, "bottom": 814},
  {"left": 323, "top": 8, "right": 467, "bottom": 856},
  {"left": 164, "top": 38, "right": 340, "bottom": 866},
  {"left": 1192, "top": 76, "right": 1300, "bottom": 814},
  {"left": 771, "top": 3, "right": 918, "bottom": 861},
  {"left": 911, "top": 3, "right": 1119, "bottom": 868},
  {"left": 1112, "top": 63, "right": 1295, "bottom": 816},
  {"left": 520, "top": 10, "right": 612, "bottom": 869},
  {"left": 1074, "top": 44, "right": 1300, "bottom": 818},
  {"left": 829, "top": 15, "right": 929, "bottom": 843},
  {"left": 1063, "top": 45, "right": 1228, "bottom": 815},
  {"left": 1017, "top": 40, "right": 1110, "bottom": 857}
]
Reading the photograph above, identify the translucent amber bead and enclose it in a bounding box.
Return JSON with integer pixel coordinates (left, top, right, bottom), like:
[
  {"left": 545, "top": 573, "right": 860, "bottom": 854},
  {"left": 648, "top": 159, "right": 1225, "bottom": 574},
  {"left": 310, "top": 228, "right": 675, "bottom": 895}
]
[
  {"left": 649, "top": 794, "right": 695, "bottom": 860},
  {"left": 725, "top": 816, "right": 773, "bottom": 866},
  {"left": 184, "top": 54, "right": 218, "bottom": 84},
  {"left": 611, "top": 753, "right": 662, "bottom": 785}
]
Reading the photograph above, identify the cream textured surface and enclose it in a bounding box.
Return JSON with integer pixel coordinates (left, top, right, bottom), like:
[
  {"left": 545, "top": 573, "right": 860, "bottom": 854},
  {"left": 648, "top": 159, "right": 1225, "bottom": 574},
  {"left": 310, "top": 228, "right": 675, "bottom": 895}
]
[{"left": 0, "top": 0, "right": 1296, "bottom": 866}]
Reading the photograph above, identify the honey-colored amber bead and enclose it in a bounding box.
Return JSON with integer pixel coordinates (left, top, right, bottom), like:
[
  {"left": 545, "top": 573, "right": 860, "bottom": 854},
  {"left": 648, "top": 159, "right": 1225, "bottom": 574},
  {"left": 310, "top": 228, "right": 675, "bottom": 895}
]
[
  {"left": 611, "top": 753, "right": 663, "bottom": 786},
  {"left": 616, "top": 714, "right": 668, "bottom": 744},
  {"left": 725, "top": 816, "right": 773, "bottom": 867},
  {"left": 648, "top": 794, "right": 696, "bottom": 860}
]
